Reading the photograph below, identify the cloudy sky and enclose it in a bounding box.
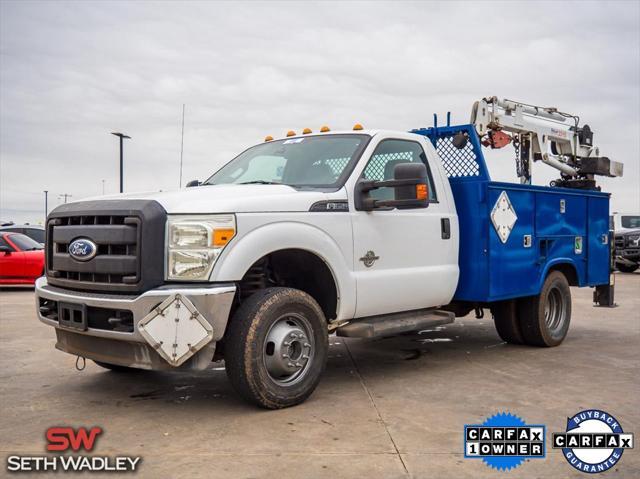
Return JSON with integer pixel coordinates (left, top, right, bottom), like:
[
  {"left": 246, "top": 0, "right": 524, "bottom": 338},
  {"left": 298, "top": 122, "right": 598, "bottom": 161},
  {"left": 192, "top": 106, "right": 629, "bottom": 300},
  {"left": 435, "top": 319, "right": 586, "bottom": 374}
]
[{"left": 1, "top": 0, "right": 638, "bottom": 224}]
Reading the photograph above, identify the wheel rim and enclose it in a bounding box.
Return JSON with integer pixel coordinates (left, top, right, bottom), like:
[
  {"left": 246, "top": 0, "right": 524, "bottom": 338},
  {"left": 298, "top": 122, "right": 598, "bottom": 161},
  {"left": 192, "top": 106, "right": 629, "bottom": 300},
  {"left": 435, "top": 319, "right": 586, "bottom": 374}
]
[
  {"left": 263, "top": 313, "right": 314, "bottom": 386},
  {"left": 544, "top": 287, "right": 566, "bottom": 332}
]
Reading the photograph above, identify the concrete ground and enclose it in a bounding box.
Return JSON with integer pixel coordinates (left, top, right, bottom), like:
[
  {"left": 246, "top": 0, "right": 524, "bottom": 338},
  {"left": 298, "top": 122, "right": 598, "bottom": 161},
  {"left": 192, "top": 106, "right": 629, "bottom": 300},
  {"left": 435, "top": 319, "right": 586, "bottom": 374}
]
[{"left": 1, "top": 273, "right": 638, "bottom": 478}]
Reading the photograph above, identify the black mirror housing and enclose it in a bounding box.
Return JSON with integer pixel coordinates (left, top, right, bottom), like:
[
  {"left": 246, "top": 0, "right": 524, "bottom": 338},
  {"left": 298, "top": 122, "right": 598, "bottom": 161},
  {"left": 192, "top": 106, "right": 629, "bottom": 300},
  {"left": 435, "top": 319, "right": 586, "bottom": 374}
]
[
  {"left": 186, "top": 180, "right": 201, "bottom": 188},
  {"left": 0, "top": 245, "right": 12, "bottom": 254},
  {"left": 356, "top": 162, "right": 429, "bottom": 211}
]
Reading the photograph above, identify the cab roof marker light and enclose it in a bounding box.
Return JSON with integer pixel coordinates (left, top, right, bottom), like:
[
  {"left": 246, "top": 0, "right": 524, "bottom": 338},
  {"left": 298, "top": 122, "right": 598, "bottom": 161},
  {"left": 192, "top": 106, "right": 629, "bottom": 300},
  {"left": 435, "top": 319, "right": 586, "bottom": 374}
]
[
  {"left": 353, "top": 123, "right": 363, "bottom": 131},
  {"left": 264, "top": 135, "right": 273, "bottom": 142},
  {"left": 320, "top": 125, "right": 330, "bottom": 132},
  {"left": 302, "top": 128, "right": 312, "bottom": 134},
  {"left": 286, "top": 130, "right": 296, "bottom": 137}
]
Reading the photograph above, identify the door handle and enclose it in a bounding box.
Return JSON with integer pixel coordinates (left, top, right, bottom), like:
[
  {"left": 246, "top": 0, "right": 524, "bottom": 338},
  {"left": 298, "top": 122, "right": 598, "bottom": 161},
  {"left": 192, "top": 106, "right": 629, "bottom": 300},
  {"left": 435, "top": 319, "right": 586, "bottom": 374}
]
[{"left": 441, "top": 218, "right": 451, "bottom": 239}]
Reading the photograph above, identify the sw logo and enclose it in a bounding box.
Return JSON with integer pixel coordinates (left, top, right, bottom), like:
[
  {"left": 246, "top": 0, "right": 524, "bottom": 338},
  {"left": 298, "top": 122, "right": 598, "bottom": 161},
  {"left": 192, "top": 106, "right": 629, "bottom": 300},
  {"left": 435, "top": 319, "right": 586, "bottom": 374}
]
[
  {"left": 553, "top": 409, "right": 634, "bottom": 473},
  {"left": 5, "top": 426, "right": 141, "bottom": 473},
  {"left": 464, "top": 412, "right": 546, "bottom": 471},
  {"left": 46, "top": 426, "right": 102, "bottom": 451}
]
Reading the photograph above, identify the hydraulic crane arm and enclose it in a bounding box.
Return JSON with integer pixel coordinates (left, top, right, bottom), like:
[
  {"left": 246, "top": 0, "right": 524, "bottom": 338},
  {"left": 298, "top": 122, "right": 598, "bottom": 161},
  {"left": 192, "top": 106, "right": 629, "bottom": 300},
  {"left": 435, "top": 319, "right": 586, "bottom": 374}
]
[{"left": 470, "top": 96, "right": 623, "bottom": 189}]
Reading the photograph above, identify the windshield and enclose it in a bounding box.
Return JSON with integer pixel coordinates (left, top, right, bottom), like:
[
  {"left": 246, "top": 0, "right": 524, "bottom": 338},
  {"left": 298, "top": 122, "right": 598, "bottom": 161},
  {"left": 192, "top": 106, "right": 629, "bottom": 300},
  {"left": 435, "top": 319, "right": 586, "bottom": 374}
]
[
  {"left": 204, "top": 134, "right": 369, "bottom": 188},
  {"left": 9, "top": 233, "right": 43, "bottom": 251},
  {"left": 621, "top": 216, "right": 640, "bottom": 229}
]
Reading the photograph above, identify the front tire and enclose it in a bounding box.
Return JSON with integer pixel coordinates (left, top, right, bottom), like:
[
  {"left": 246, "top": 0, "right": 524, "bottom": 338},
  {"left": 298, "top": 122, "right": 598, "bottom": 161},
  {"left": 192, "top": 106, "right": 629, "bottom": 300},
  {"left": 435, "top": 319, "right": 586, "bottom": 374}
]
[
  {"left": 224, "top": 287, "right": 328, "bottom": 409},
  {"left": 517, "top": 271, "right": 572, "bottom": 347}
]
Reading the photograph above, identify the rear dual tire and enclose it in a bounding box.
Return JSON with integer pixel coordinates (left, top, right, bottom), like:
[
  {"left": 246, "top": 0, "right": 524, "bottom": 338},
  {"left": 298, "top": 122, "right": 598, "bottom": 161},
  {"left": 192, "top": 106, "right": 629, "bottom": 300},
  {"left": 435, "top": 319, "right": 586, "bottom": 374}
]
[{"left": 491, "top": 271, "right": 571, "bottom": 347}]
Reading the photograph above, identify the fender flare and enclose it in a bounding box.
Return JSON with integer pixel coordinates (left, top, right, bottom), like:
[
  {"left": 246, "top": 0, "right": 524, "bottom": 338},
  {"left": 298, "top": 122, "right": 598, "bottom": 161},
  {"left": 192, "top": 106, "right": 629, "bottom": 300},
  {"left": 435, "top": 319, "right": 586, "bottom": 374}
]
[
  {"left": 210, "top": 221, "right": 356, "bottom": 320},
  {"left": 539, "top": 258, "right": 582, "bottom": 291}
]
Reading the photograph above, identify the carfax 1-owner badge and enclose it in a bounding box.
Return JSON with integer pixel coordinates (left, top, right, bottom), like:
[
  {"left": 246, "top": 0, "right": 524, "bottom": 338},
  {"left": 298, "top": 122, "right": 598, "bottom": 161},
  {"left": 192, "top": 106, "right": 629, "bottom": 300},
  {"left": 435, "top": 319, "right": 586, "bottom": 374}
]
[
  {"left": 553, "top": 409, "right": 634, "bottom": 473},
  {"left": 464, "top": 412, "right": 546, "bottom": 471}
]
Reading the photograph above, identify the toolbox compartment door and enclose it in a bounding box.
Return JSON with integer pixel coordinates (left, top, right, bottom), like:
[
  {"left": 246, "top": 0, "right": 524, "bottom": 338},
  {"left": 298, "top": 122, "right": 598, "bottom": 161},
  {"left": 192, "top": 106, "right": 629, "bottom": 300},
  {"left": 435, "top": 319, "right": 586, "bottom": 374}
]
[
  {"left": 487, "top": 186, "right": 538, "bottom": 299},
  {"left": 587, "top": 196, "right": 610, "bottom": 285}
]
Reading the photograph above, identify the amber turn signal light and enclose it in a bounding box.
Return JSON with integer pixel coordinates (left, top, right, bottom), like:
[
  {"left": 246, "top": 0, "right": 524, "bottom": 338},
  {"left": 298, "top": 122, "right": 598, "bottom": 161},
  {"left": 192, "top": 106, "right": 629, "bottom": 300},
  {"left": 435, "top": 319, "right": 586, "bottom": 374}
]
[
  {"left": 213, "top": 228, "right": 236, "bottom": 247},
  {"left": 416, "top": 183, "right": 428, "bottom": 201},
  {"left": 353, "top": 123, "right": 363, "bottom": 131}
]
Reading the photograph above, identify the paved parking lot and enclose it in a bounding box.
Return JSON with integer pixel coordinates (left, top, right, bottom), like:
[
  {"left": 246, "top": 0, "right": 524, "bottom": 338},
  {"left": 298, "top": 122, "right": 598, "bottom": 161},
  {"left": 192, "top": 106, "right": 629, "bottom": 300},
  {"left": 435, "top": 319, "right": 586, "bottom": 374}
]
[{"left": 1, "top": 273, "right": 638, "bottom": 478}]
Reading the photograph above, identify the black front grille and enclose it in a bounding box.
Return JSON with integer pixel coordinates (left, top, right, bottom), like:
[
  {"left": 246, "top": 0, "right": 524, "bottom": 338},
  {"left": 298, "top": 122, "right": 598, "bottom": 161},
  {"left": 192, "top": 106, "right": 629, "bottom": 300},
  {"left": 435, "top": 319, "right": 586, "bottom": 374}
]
[
  {"left": 49, "top": 215, "right": 140, "bottom": 285},
  {"left": 614, "top": 235, "right": 625, "bottom": 249},
  {"left": 46, "top": 199, "right": 166, "bottom": 293}
]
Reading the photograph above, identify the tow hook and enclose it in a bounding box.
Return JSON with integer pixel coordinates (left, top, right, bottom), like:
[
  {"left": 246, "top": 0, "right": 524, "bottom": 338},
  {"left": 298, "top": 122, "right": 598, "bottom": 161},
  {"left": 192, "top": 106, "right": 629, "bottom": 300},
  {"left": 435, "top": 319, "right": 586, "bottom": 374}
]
[
  {"left": 75, "top": 356, "right": 86, "bottom": 371},
  {"left": 474, "top": 307, "right": 484, "bottom": 319}
]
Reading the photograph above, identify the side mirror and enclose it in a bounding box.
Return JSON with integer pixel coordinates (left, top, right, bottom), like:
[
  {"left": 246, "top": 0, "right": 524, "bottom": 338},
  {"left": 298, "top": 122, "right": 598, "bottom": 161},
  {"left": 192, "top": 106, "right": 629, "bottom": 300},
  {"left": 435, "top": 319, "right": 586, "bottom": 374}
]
[
  {"left": 186, "top": 179, "right": 201, "bottom": 188},
  {"left": 356, "top": 162, "right": 429, "bottom": 211},
  {"left": 0, "top": 245, "right": 12, "bottom": 255}
]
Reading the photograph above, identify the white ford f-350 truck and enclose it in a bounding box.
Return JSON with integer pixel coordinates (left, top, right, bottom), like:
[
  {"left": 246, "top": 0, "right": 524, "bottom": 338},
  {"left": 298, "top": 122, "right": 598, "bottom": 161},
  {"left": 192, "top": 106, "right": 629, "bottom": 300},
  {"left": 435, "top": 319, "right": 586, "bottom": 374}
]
[{"left": 36, "top": 97, "right": 622, "bottom": 408}]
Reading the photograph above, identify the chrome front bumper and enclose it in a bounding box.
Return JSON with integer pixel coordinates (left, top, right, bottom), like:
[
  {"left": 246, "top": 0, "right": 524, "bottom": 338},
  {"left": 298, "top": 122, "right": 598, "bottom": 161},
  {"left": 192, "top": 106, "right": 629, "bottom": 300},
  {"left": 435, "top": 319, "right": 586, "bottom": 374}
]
[{"left": 35, "top": 277, "right": 236, "bottom": 370}]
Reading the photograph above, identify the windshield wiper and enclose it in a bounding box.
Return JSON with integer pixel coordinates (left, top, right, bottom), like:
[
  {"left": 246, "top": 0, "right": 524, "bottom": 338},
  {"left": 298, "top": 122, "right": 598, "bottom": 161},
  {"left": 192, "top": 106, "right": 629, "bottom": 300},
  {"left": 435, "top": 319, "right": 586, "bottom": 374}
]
[{"left": 239, "top": 180, "right": 282, "bottom": 185}]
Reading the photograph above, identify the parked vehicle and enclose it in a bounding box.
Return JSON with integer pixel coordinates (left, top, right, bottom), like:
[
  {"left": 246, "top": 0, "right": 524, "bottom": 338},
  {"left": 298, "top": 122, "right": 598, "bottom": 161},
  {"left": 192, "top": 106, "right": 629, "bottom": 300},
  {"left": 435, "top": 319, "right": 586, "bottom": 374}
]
[
  {"left": 614, "top": 228, "right": 640, "bottom": 273},
  {"left": 0, "top": 232, "right": 45, "bottom": 285},
  {"left": 0, "top": 224, "right": 45, "bottom": 245},
  {"left": 35, "top": 97, "right": 623, "bottom": 408},
  {"left": 610, "top": 212, "right": 640, "bottom": 233}
]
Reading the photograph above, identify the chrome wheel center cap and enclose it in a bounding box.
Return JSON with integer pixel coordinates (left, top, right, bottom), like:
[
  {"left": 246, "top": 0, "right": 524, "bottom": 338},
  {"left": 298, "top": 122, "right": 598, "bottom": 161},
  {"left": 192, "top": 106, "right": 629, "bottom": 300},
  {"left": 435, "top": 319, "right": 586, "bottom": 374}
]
[{"left": 264, "top": 316, "right": 314, "bottom": 384}]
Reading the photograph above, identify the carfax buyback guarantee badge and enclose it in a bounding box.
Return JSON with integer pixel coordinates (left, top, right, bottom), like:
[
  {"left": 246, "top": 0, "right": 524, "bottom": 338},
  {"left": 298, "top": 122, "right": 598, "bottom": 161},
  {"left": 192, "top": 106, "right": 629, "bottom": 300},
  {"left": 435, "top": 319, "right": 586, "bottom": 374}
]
[
  {"left": 553, "top": 409, "right": 634, "bottom": 473},
  {"left": 464, "top": 412, "right": 545, "bottom": 471}
]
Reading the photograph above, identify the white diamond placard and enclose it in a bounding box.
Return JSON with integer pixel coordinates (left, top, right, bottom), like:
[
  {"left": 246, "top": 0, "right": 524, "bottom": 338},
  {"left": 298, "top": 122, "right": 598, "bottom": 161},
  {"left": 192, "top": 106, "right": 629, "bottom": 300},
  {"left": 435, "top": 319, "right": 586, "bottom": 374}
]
[
  {"left": 491, "top": 191, "right": 518, "bottom": 244},
  {"left": 138, "top": 294, "right": 213, "bottom": 367}
]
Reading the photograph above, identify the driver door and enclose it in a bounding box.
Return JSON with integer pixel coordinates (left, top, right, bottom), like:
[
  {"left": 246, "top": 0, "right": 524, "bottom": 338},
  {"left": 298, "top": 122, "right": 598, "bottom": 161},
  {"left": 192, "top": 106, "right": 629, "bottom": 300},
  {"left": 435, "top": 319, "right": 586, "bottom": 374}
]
[
  {"left": 350, "top": 136, "right": 458, "bottom": 318},
  {"left": 0, "top": 236, "right": 25, "bottom": 280}
]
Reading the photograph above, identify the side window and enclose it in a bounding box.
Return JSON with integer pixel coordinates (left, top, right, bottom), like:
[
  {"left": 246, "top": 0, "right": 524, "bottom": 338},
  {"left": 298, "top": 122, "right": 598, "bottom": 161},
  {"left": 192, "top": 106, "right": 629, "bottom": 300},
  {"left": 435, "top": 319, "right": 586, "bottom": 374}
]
[
  {"left": 362, "top": 139, "right": 437, "bottom": 201},
  {"left": 0, "top": 236, "right": 14, "bottom": 251},
  {"left": 27, "top": 229, "right": 45, "bottom": 243}
]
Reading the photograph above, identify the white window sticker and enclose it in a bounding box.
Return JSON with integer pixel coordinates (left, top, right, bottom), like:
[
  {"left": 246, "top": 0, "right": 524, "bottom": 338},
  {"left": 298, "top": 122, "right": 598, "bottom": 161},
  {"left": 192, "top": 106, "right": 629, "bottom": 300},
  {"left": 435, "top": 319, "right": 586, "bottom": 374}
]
[{"left": 283, "top": 138, "right": 304, "bottom": 144}]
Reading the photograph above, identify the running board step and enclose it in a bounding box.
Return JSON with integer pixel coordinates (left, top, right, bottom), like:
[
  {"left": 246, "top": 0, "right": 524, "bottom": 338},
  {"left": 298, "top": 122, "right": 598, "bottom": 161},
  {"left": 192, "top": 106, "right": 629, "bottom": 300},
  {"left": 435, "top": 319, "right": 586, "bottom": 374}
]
[{"left": 336, "top": 309, "right": 455, "bottom": 338}]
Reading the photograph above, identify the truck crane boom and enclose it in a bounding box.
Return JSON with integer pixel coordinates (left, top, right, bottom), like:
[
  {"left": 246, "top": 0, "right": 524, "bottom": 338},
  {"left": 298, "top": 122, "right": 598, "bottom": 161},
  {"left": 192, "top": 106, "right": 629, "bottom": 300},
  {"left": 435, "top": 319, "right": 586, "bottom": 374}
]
[{"left": 470, "top": 96, "right": 624, "bottom": 189}]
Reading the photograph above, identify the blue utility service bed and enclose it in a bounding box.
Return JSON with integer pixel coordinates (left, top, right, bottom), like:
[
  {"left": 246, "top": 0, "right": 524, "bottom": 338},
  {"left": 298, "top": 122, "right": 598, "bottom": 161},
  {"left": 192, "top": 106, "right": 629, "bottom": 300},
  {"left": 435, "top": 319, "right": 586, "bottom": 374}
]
[{"left": 412, "top": 122, "right": 610, "bottom": 303}]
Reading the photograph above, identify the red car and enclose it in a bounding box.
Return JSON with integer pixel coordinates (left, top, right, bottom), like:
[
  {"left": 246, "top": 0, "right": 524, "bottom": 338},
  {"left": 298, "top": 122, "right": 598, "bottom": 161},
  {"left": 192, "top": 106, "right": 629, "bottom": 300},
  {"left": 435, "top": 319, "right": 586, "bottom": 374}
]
[{"left": 0, "top": 232, "right": 45, "bottom": 285}]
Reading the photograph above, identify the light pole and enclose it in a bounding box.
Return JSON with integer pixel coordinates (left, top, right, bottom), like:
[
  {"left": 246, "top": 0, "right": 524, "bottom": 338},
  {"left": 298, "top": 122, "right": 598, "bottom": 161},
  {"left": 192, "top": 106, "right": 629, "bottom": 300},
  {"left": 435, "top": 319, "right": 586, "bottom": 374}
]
[
  {"left": 111, "top": 132, "right": 131, "bottom": 193},
  {"left": 43, "top": 190, "right": 48, "bottom": 221}
]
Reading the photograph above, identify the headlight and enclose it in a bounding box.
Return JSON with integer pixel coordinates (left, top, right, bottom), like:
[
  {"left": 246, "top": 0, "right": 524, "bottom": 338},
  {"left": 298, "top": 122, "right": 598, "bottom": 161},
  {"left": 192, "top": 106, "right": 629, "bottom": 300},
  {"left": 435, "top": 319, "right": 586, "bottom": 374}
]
[{"left": 166, "top": 215, "right": 236, "bottom": 280}]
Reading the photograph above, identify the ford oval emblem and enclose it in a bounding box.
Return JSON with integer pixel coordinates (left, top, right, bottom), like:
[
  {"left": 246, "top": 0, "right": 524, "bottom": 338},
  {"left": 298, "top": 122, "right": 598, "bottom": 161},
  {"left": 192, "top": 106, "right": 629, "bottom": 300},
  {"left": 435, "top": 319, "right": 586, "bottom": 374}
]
[{"left": 68, "top": 238, "right": 98, "bottom": 262}]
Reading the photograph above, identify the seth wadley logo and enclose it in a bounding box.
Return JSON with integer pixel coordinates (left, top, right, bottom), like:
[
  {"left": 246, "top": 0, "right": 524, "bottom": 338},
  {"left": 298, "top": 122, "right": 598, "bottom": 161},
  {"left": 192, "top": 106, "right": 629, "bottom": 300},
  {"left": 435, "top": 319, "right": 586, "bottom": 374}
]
[{"left": 6, "top": 427, "right": 141, "bottom": 473}]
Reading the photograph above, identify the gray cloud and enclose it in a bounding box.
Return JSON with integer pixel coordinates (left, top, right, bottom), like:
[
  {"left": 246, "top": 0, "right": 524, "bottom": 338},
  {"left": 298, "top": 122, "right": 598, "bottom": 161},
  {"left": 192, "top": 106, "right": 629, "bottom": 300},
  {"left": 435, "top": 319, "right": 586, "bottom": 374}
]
[{"left": 1, "top": 0, "right": 638, "bottom": 223}]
